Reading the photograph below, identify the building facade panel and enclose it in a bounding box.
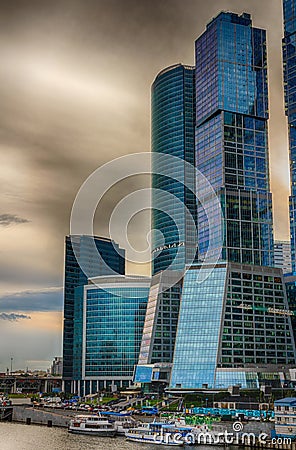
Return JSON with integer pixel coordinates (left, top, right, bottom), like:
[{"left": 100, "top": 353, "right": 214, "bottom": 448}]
[
  {"left": 170, "top": 264, "right": 227, "bottom": 388},
  {"left": 136, "top": 271, "right": 183, "bottom": 378}
]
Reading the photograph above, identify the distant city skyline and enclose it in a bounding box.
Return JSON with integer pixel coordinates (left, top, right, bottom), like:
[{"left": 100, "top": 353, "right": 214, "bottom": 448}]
[{"left": 0, "top": 0, "right": 290, "bottom": 371}]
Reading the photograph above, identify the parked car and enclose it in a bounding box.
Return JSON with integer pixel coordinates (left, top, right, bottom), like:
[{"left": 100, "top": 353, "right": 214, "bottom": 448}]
[{"left": 141, "top": 406, "right": 159, "bottom": 415}]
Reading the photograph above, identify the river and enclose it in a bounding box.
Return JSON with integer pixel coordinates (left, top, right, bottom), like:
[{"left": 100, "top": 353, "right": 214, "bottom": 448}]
[{"left": 0, "top": 421, "right": 221, "bottom": 450}]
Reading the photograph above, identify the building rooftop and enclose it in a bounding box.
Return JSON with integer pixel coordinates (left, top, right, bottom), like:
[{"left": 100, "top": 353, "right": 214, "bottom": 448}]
[
  {"left": 153, "top": 63, "right": 194, "bottom": 84},
  {"left": 274, "top": 398, "right": 296, "bottom": 406},
  {"left": 88, "top": 275, "right": 151, "bottom": 286},
  {"left": 206, "top": 11, "right": 252, "bottom": 30}
]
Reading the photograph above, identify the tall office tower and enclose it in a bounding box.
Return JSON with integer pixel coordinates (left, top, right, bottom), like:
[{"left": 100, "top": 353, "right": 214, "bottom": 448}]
[
  {"left": 62, "top": 235, "right": 125, "bottom": 393},
  {"left": 274, "top": 240, "right": 292, "bottom": 274},
  {"left": 283, "top": 0, "right": 296, "bottom": 270},
  {"left": 170, "top": 12, "right": 296, "bottom": 390},
  {"left": 72, "top": 275, "right": 150, "bottom": 396},
  {"left": 151, "top": 64, "right": 197, "bottom": 275},
  {"left": 134, "top": 65, "right": 197, "bottom": 386},
  {"left": 196, "top": 12, "right": 273, "bottom": 266}
]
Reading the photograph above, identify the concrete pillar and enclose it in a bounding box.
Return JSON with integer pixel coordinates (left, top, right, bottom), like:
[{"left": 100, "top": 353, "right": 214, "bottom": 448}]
[
  {"left": 78, "top": 381, "right": 81, "bottom": 398},
  {"left": 44, "top": 380, "right": 48, "bottom": 393},
  {"left": 104, "top": 380, "right": 107, "bottom": 390},
  {"left": 89, "top": 381, "right": 92, "bottom": 395},
  {"left": 96, "top": 380, "right": 99, "bottom": 393},
  {"left": 83, "top": 380, "right": 86, "bottom": 397}
]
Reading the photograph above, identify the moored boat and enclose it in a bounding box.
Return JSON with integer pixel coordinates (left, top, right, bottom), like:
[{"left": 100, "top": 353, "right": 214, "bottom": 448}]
[
  {"left": 125, "top": 421, "right": 194, "bottom": 446},
  {"left": 68, "top": 414, "right": 116, "bottom": 436},
  {"left": 99, "top": 410, "right": 136, "bottom": 435}
]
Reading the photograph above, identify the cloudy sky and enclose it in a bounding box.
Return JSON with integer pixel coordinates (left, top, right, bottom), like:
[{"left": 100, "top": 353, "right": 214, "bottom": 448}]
[{"left": 0, "top": 0, "right": 290, "bottom": 372}]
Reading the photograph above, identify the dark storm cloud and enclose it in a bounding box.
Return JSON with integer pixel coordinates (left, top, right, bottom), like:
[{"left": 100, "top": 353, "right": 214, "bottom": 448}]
[
  {"left": 0, "top": 214, "right": 29, "bottom": 227},
  {"left": 0, "top": 0, "right": 286, "bottom": 246},
  {"left": 0, "top": 313, "right": 31, "bottom": 322},
  {"left": 0, "top": 288, "right": 63, "bottom": 312}
]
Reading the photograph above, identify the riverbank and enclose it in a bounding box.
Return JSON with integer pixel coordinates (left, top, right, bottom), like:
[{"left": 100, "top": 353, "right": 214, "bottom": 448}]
[
  {"left": 12, "top": 404, "right": 75, "bottom": 427},
  {"left": 11, "top": 404, "right": 276, "bottom": 434}
]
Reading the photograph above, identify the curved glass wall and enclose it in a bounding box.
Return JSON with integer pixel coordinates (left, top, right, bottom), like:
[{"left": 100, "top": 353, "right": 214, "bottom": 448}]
[{"left": 151, "top": 64, "right": 197, "bottom": 275}]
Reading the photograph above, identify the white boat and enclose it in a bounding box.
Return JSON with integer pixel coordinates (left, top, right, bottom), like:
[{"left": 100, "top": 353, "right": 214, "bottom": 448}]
[
  {"left": 68, "top": 414, "right": 116, "bottom": 436},
  {"left": 125, "top": 421, "right": 193, "bottom": 446},
  {"left": 99, "top": 411, "right": 136, "bottom": 435},
  {"left": 115, "top": 417, "right": 137, "bottom": 435}
]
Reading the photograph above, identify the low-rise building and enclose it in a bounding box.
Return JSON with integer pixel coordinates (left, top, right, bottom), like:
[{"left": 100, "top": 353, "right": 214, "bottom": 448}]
[
  {"left": 274, "top": 398, "right": 296, "bottom": 438},
  {"left": 72, "top": 275, "right": 150, "bottom": 396}
]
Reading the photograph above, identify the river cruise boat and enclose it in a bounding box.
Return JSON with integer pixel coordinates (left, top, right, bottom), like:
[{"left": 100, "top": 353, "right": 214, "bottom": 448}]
[
  {"left": 125, "top": 422, "right": 194, "bottom": 446},
  {"left": 68, "top": 415, "right": 116, "bottom": 437},
  {"left": 100, "top": 411, "right": 136, "bottom": 435}
]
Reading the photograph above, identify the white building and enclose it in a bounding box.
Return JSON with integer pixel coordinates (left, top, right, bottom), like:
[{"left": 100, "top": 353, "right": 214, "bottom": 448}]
[
  {"left": 51, "top": 357, "right": 63, "bottom": 376},
  {"left": 274, "top": 398, "right": 296, "bottom": 438},
  {"left": 274, "top": 241, "right": 292, "bottom": 274}
]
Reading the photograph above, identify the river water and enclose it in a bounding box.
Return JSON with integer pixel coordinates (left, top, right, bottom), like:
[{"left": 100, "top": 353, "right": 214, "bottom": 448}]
[{"left": 0, "top": 422, "right": 220, "bottom": 450}]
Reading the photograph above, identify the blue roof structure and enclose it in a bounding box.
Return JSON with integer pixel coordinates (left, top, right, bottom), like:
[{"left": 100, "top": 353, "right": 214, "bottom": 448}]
[{"left": 274, "top": 398, "right": 296, "bottom": 406}]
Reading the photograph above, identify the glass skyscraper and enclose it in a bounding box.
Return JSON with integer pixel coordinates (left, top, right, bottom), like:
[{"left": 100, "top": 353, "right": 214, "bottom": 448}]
[
  {"left": 170, "top": 12, "right": 296, "bottom": 389},
  {"left": 72, "top": 275, "right": 150, "bottom": 396},
  {"left": 283, "top": 0, "right": 296, "bottom": 270},
  {"left": 195, "top": 12, "right": 273, "bottom": 267},
  {"left": 62, "top": 235, "right": 125, "bottom": 393},
  {"left": 151, "top": 64, "right": 197, "bottom": 275}
]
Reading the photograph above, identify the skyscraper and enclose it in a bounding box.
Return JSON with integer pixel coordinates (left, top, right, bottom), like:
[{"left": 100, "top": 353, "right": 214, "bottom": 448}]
[
  {"left": 170, "top": 12, "right": 296, "bottom": 389},
  {"left": 62, "top": 235, "right": 125, "bottom": 393},
  {"left": 283, "top": 0, "right": 296, "bottom": 270},
  {"left": 134, "top": 66, "right": 197, "bottom": 387},
  {"left": 151, "top": 64, "right": 197, "bottom": 275},
  {"left": 195, "top": 12, "right": 273, "bottom": 267}
]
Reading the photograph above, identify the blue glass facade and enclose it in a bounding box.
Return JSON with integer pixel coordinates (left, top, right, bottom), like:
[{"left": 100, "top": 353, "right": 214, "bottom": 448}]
[
  {"left": 170, "top": 264, "right": 227, "bottom": 388},
  {"left": 62, "top": 235, "right": 125, "bottom": 392},
  {"left": 73, "top": 277, "right": 149, "bottom": 395},
  {"left": 171, "top": 263, "right": 296, "bottom": 389},
  {"left": 283, "top": 0, "right": 296, "bottom": 270},
  {"left": 195, "top": 12, "right": 274, "bottom": 266},
  {"left": 152, "top": 64, "right": 197, "bottom": 275}
]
